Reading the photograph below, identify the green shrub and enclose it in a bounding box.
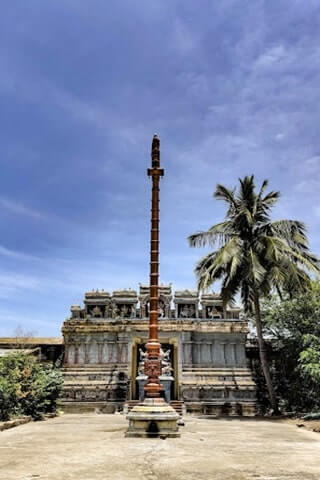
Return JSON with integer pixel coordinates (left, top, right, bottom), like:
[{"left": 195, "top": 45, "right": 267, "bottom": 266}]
[
  {"left": 262, "top": 282, "right": 320, "bottom": 414},
  {"left": 0, "top": 353, "right": 63, "bottom": 421}
]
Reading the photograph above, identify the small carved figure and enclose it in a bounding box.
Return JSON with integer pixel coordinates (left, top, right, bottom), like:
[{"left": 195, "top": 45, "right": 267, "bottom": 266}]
[
  {"left": 158, "top": 300, "right": 165, "bottom": 318},
  {"left": 162, "top": 348, "right": 171, "bottom": 364},
  {"left": 159, "top": 348, "right": 172, "bottom": 376},
  {"left": 137, "top": 348, "right": 147, "bottom": 376},
  {"left": 180, "top": 305, "right": 189, "bottom": 318},
  {"left": 207, "top": 306, "right": 221, "bottom": 319},
  {"left": 92, "top": 306, "right": 102, "bottom": 318},
  {"left": 162, "top": 364, "right": 173, "bottom": 376},
  {"left": 112, "top": 304, "right": 119, "bottom": 318},
  {"left": 139, "top": 348, "right": 147, "bottom": 362}
]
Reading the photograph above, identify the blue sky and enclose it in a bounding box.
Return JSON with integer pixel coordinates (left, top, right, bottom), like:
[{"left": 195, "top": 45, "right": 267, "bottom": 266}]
[{"left": 0, "top": 1, "right": 319, "bottom": 336}]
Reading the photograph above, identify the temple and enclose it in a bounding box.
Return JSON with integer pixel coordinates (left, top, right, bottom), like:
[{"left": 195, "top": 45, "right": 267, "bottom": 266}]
[{"left": 61, "top": 285, "right": 257, "bottom": 416}]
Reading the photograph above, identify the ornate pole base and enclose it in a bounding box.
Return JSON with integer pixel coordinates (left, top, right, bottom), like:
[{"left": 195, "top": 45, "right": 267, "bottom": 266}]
[{"left": 125, "top": 398, "right": 180, "bottom": 438}]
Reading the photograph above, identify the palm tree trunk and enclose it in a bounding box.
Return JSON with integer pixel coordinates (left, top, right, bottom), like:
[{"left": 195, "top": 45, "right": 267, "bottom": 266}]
[{"left": 253, "top": 293, "right": 279, "bottom": 414}]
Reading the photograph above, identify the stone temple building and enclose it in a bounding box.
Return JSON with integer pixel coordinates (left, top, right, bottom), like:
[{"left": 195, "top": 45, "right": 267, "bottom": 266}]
[{"left": 61, "top": 285, "right": 257, "bottom": 416}]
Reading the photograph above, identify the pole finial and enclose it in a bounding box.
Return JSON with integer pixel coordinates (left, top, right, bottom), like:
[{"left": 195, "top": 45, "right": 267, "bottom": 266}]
[{"left": 151, "top": 134, "right": 160, "bottom": 168}]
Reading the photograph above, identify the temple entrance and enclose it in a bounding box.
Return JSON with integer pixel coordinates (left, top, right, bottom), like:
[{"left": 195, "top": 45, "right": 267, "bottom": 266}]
[{"left": 130, "top": 338, "right": 178, "bottom": 401}]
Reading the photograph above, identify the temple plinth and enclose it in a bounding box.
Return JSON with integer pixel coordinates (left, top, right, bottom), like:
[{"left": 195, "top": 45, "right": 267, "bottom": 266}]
[{"left": 125, "top": 135, "right": 180, "bottom": 437}]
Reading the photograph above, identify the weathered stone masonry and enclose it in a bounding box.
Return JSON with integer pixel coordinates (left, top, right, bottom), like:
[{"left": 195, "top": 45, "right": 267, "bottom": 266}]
[{"left": 61, "top": 285, "right": 256, "bottom": 415}]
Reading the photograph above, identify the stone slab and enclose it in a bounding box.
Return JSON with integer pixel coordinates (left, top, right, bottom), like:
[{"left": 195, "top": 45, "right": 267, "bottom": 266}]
[{"left": 0, "top": 416, "right": 31, "bottom": 432}]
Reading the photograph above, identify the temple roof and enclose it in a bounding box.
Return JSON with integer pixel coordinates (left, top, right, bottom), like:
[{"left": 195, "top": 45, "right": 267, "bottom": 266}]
[{"left": 0, "top": 337, "right": 63, "bottom": 345}]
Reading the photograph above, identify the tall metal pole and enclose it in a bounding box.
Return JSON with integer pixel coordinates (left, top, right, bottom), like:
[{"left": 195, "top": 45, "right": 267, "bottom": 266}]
[{"left": 144, "top": 134, "right": 164, "bottom": 399}]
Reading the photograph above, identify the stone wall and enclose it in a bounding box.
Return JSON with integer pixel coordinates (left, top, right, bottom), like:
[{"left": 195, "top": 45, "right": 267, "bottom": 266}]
[
  {"left": 61, "top": 316, "right": 256, "bottom": 415},
  {"left": 60, "top": 286, "right": 256, "bottom": 415}
]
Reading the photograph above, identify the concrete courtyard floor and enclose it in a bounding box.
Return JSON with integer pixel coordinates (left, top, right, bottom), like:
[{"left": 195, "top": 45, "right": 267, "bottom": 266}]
[{"left": 0, "top": 414, "right": 319, "bottom": 480}]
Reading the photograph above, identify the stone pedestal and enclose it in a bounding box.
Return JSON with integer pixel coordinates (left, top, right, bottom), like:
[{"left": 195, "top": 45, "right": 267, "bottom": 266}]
[
  {"left": 136, "top": 375, "right": 148, "bottom": 402},
  {"left": 137, "top": 375, "right": 174, "bottom": 403},
  {"left": 125, "top": 398, "right": 180, "bottom": 438},
  {"left": 159, "top": 375, "right": 174, "bottom": 403}
]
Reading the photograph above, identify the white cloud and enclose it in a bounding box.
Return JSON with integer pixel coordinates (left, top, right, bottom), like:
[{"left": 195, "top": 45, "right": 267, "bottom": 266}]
[
  {"left": 0, "top": 245, "right": 40, "bottom": 262},
  {"left": 0, "top": 197, "right": 44, "bottom": 219},
  {"left": 0, "top": 272, "right": 41, "bottom": 298},
  {"left": 305, "top": 156, "right": 320, "bottom": 171},
  {"left": 0, "top": 309, "right": 55, "bottom": 336},
  {"left": 174, "top": 18, "right": 198, "bottom": 55},
  {"left": 254, "top": 45, "right": 288, "bottom": 70}
]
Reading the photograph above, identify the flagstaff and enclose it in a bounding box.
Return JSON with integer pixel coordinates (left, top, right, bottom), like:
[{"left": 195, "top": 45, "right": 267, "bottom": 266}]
[
  {"left": 126, "top": 135, "right": 180, "bottom": 437},
  {"left": 144, "top": 134, "right": 164, "bottom": 399}
]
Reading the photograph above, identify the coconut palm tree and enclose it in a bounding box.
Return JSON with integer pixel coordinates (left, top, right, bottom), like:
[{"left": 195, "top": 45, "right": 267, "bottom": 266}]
[{"left": 188, "top": 175, "right": 320, "bottom": 413}]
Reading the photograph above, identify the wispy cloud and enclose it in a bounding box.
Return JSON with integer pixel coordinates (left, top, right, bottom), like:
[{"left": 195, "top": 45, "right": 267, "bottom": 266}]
[
  {"left": 0, "top": 197, "right": 44, "bottom": 219},
  {"left": 0, "top": 245, "right": 40, "bottom": 261},
  {"left": 0, "top": 272, "right": 41, "bottom": 298}
]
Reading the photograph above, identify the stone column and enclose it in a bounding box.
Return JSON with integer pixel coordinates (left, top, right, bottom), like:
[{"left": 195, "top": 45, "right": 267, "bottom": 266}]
[
  {"left": 64, "top": 343, "right": 69, "bottom": 365},
  {"left": 228, "top": 343, "right": 236, "bottom": 365},
  {"left": 210, "top": 341, "right": 214, "bottom": 364},
  {"left": 74, "top": 344, "right": 79, "bottom": 364},
  {"left": 193, "top": 342, "right": 201, "bottom": 364},
  {"left": 97, "top": 342, "right": 103, "bottom": 364},
  {"left": 122, "top": 342, "right": 128, "bottom": 363},
  {"left": 108, "top": 342, "right": 114, "bottom": 362},
  {"left": 115, "top": 342, "right": 121, "bottom": 362},
  {"left": 238, "top": 342, "right": 247, "bottom": 365},
  {"left": 84, "top": 343, "right": 90, "bottom": 364},
  {"left": 117, "top": 342, "right": 128, "bottom": 363},
  {"left": 78, "top": 343, "right": 86, "bottom": 364},
  {"left": 199, "top": 341, "right": 205, "bottom": 363},
  {"left": 182, "top": 342, "right": 192, "bottom": 364},
  {"left": 220, "top": 342, "right": 227, "bottom": 365},
  {"left": 204, "top": 342, "right": 212, "bottom": 364},
  {"left": 90, "top": 342, "right": 98, "bottom": 364},
  {"left": 102, "top": 342, "right": 109, "bottom": 363}
]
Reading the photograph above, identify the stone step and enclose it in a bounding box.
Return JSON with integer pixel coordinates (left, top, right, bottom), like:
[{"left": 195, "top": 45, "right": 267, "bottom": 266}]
[
  {"left": 62, "top": 364, "right": 128, "bottom": 370},
  {"left": 62, "top": 381, "right": 126, "bottom": 386},
  {"left": 125, "top": 400, "right": 184, "bottom": 416},
  {"left": 182, "top": 365, "right": 252, "bottom": 375}
]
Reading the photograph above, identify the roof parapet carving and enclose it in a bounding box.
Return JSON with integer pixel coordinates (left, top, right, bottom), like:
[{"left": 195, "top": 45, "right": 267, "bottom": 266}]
[
  {"left": 112, "top": 289, "right": 138, "bottom": 300},
  {"left": 174, "top": 290, "right": 198, "bottom": 301},
  {"left": 85, "top": 290, "right": 110, "bottom": 299},
  {"left": 139, "top": 284, "right": 172, "bottom": 296},
  {"left": 64, "top": 286, "right": 241, "bottom": 323}
]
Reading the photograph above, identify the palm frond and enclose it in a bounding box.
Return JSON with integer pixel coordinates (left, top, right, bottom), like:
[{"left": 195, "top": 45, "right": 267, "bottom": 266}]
[
  {"left": 261, "top": 190, "right": 280, "bottom": 207},
  {"left": 258, "top": 179, "right": 269, "bottom": 199},
  {"left": 249, "top": 248, "right": 266, "bottom": 285},
  {"left": 188, "top": 221, "right": 233, "bottom": 248},
  {"left": 271, "top": 237, "right": 320, "bottom": 275},
  {"left": 214, "top": 184, "right": 237, "bottom": 209},
  {"left": 270, "top": 220, "right": 308, "bottom": 250},
  {"left": 220, "top": 274, "right": 239, "bottom": 307}
]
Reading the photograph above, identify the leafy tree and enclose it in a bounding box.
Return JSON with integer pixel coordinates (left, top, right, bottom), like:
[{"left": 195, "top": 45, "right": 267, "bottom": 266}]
[
  {"left": 0, "top": 353, "right": 63, "bottom": 421},
  {"left": 189, "top": 176, "right": 320, "bottom": 413},
  {"left": 263, "top": 282, "right": 320, "bottom": 412}
]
